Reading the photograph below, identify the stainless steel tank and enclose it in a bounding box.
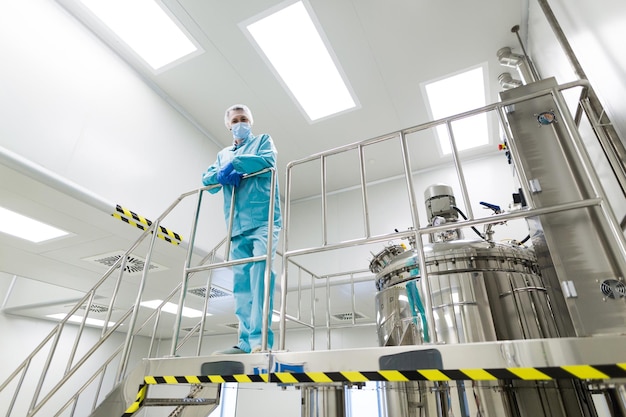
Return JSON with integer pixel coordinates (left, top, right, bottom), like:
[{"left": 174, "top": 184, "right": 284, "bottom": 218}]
[{"left": 371, "top": 237, "right": 595, "bottom": 417}]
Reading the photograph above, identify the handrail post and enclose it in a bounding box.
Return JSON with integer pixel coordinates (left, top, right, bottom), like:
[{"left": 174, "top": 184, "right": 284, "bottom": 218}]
[
  {"left": 116, "top": 218, "right": 162, "bottom": 382},
  {"left": 325, "top": 275, "right": 331, "bottom": 350},
  {"left": 260, "top": 169, "right": 277, "bottom": 351},
  {"left": 446, "top": 121, "right": 475, "bottom": 219},
  {"left": 101, "top": 256, "right": 128, "bottom": 337},
  {"left": 170, "top": 189, "right": 204, "bottom": 356},
  {"left": 279, "top": 164, "right": 294, "bottom": 350},
  {"left": 28, "top": 325, "right": 64, "bottom": 414},
  {"left": 358, "top": 144, "right": 371, "bottom": 238},
  {"left": 398, "top": 130, "right": 436, "bottom": 343}
]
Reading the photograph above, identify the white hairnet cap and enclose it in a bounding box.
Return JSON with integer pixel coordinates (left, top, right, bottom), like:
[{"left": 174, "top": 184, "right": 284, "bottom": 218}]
[{"left": 224, "top": 104, "right": 254, "bottom": 128}]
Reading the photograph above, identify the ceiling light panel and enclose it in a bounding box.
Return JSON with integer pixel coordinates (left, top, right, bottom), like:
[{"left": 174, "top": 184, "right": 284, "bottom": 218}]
[
  {"left": 244, "top": 0, "right": 358, "bottom": 121},
  {"left": 47, "top": 313, "right": 115, "bottom": 328},
  {"left": 77, "top": 0, "right": 201, "bottom": 71},
  {"left": 140, "top": 299, "right": 210, "bottom": 318},
  {"left": 0, "top": 206, "right": 69, "bottom": 243},
  {"left": 423, "top": 65, "right": 489, "bottom": 155}
]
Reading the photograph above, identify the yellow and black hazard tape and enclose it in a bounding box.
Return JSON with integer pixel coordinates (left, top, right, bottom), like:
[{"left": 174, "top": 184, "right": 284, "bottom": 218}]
[
  {"left": 147, "top": 364, "right": 626, "bottom": 384},
  {"left": 112, "top": 205, "right": 183, "bottom": 246},
  {"left": 121, "top": 383, "right": 147, "bottom": 417},
  {"left": 121, "top": 365, "right": 626, "bottom": 416}
]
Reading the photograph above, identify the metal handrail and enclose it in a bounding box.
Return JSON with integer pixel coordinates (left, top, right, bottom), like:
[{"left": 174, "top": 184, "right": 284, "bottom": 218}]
[
  {"left": 278, "top": 78, "right": 626, "bottom": 350},
  {"left": 0, "top": 169, "right": 279, "bottom": 416}
]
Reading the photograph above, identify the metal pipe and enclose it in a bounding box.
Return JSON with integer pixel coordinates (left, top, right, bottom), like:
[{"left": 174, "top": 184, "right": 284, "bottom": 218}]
[
  {"left": 398, "top": 131, "right": 436, "bottom": 343},
  {"left": 511, "top": 24, "right": 541, "bottom": 82},
  {"left": 28, "top": 309, "right": 132, "bottom": 416},
  {"left": 224, "top": 188, "right": 236, "bottom": 261},
  {"left": 285, "top": 198, "right": 602, "bottom": 261},
  {"left": 497, "top": 46, "right": 536, "bottom": 84},
  {"left": 65, "top": 291, "right": 97, "bottom": 375},
  {"left": 286, "top": 81, "right": 591, "bottom": 173},
  {"left": 185, "top": 255, "right": 268, "bottom": 274},
  {"left": 297, "top": 267, "right": 302, "bottom": 321},
  {"left": 1, "top": 274, "right": 17, "bottom": 309},
  {"left": 358, "top": 144, "right": 372, "bottom": 237},
  {"left": 498, "top": 72, "right": 523, "bottom": 90},
  {"left": 28, "top": 323, "right": 64, "bottom": 414},
  {"left": 6, "top": 357, "right": 30, "bottom": 416},
  {"left": 321, "top": 155, "right": 329, "bottom": 246},
  {"left": 326, "top": 276, "right": 332, "bottom": 350},
  {"left": 101, "top": 256, "right": 127, "bottom": 337},
  {"left": 261, "top": 168, "right": 277, "bottom": 351},
  {"left": 279, "top": 162, "right": 293, "bottom": 351},
  {"left": 446, "top": 121, "right": 475, "bottom": 220},
  {"left": 350, "top": 273, "right": 356, "bottom": 326},
  {"left": 148, "top": 307, "right": 163, "bottom": 358},
  {"left": 171, "top": 189, "right": 204, "bottom": 356},
  {"left": 116, "top": 218, "right": 162, "bottom": 382},
  {"left": 310, "top": 269, "right": 316, "bottom": 351},
  {"left": 197, "top": 262, "right": 216, "bottom": 356},
  {"left": 579, "top": 98, "right": 626, "bottom": 195}
]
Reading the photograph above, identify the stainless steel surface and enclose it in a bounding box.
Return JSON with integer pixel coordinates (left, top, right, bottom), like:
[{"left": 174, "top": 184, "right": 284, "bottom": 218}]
[
  {"left": 375, "top": 285, "right": 423, "bottom": 347},
  {"left": 500, "top": 77, "right": 626, "bottom": 336},
  {"left": 301, "top": 384, "right": 346, "bottom": 417},
  {"left": 371, "top": 190, "right": 598, "bottom": 417},
  {"left": 270, "top": 336, "right": 626, "bottom": 373}
]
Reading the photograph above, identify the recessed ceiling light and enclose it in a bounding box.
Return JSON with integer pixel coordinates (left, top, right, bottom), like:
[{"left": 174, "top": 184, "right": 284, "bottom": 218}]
[
  {"left": 245, "top": 1, "right": 357, "bottom": 121},
  {"left": 47, "top": 314, "right": 115, "bottom": 328},
  {"left": 141, "top": 299, "right": 210, "bottom": 318},
  {"left": 0, "top": 206, "right": 69, "bottom": 243},
  {"left": 77, "top": 0, "right": 200, "bottom": 70},
  {"left": 423, "top": 65, "right": 489, "bottom": 155}
]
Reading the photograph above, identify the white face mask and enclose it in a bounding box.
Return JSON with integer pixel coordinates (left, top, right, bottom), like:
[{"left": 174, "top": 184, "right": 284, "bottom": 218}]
[{"left": 231, "top": 122, "right": 251, "bottom": 139}]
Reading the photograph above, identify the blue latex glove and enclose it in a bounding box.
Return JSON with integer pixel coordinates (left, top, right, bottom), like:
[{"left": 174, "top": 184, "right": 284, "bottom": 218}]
[
  {"left": 225, "top": 170, "right": 243, "bottom": 187},
  {"left": 217, "top": 162, "right": 243, "bottom": 187}
]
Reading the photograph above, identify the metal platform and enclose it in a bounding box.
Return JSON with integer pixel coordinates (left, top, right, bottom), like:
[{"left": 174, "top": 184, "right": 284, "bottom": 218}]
[{"left": 148, "top": 336, "right": 626, "bottom": 382}]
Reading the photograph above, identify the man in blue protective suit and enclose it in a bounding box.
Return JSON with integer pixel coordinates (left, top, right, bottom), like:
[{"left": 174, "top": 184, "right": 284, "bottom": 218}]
[{"left": 202, "top": 104, "right": 282, "bottom": 354}]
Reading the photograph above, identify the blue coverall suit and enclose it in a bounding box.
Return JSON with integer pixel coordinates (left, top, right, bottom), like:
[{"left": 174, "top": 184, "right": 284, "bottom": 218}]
[{"left": 202, "top": 132, "right": 282, "bottom": 352}]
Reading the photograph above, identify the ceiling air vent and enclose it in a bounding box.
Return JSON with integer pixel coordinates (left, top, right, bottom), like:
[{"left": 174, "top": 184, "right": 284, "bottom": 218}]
[
  {"left": 78, "top": 303, "right": 110, "bottom": 314},
  {"left": 83, "top": 251, "right": 167, "bottom": 276},
  {"left": 188, "top": 287, "right": 232, "bottom": 299},
  {"left": 331, "top": 312, "right": 366, "bottom": 322},
  {"left": 182, "top": 327, "right": 212, "bottom": 334}
]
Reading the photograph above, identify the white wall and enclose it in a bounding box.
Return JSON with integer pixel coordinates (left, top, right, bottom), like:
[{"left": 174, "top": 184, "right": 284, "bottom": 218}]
[
  {"left": 0, "top": 0, "right": 224, "bottom": 238},
  {"left": 530, "top": 0, "right": 626, "bottom": 143},
  {"left": 0, "top": 312, "right": 152, "bottom": 416},
  {"left": 0, "top": 1, "right": 225, "bottom": 415}
]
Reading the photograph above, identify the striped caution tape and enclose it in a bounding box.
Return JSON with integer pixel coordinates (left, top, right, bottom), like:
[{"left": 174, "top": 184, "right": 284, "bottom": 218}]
[
  {"left": 112, "top": 205, "right": 183, "bottom": 246},
  {"left": 146, "top": 364, "right": 626, "bottom": 384},
  {"left": 120, "top": 364, "right": 626, "bottom": 416},
  {"left": 121, "top": 383, "right": 147, "bottom": 416}
]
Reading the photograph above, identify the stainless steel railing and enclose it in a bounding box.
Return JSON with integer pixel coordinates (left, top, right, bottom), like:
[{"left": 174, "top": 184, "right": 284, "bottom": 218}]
[
  {"left": 0, "top": 169, "right": 280, "bottom": 417},
  {"left": 277, "top": 79, "right": 626, "bottom": 350}
]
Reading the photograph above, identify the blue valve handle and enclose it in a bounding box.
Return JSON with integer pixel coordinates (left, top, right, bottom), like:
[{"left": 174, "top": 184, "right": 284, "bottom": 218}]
[{"left": 479, "top": 201, "right": 501, "bottom": 213}]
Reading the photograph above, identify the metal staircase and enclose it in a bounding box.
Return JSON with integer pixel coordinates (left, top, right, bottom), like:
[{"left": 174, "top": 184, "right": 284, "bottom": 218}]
[{"left": 0, "top": 170, "right": 278, "bottom": 417}]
